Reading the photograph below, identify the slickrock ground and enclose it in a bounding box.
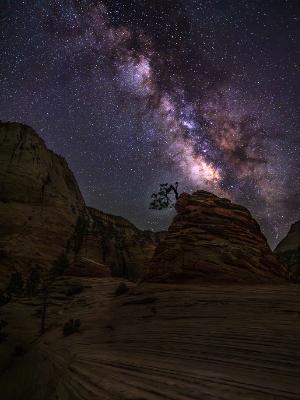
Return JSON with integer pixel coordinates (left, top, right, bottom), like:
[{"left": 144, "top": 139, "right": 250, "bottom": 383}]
[
  {"left": 0, "top": 277, "right": 299, "bottom": 400},
  {"left": 147, "top": 191, "right": 287, "bottom": 282},
  {"left": 275, "top": 221, "right": 300, "bottom": 281}
]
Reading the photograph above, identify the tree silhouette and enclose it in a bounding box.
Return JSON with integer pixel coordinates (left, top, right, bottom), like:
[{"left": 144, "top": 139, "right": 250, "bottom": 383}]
[{"left": 150, "top": 182, "right": 179, "bottom": 210}]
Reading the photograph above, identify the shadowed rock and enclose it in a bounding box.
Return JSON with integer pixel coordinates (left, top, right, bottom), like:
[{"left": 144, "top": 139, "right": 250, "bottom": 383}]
[
  {"left": 0, "top": 122, "right": 86, "bottom": 278},
  {"left": 0, "top": 277, "right": 299, "bottom": 399},
  {"left": 275, "top": 220, "right": 300, "bottom": 282},
  {"left": 0, "top": 122, "right": 165, "bottom": 281}
]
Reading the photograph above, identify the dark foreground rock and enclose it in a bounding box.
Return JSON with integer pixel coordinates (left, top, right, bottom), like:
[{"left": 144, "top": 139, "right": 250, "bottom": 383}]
[
  {"left": 0, "top": 277, "right": 299, "bottom": 400},
  {"left": 146, "top": 191, "right": 287, "bottom": 282}
]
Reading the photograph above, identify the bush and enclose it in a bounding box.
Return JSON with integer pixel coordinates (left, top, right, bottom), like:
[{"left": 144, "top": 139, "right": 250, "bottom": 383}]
[
  {"left": 0, "top": 320, "right": 8, "bottom": 343},
  {"left": 63, "top": 319, "right": 81, "bottom": 336},
  {"left": 0, "top": 290, "right": 11, "bottom": 307},
  {"left": 114, "top": 282, "right": 129, "bottom": 296},
  {"left": 7, "top": 272, "right": 24, "bottom": 295},
  {"left": 66, "top": 285, "right": 84, "bottom": 297},
  {"left": 26, "top": 268, "right": 41, "bottom": 297},
  {"left": 52, "top": 253, "right": 69, "bottom": 277},
  {"left": 13, "top": 345, "right": 26, "bottom": 357}
]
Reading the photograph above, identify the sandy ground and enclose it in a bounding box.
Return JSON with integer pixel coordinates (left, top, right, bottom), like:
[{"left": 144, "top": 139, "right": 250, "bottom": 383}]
[{"left": 0, "top": 277, "right": 299, "bottom": 399}]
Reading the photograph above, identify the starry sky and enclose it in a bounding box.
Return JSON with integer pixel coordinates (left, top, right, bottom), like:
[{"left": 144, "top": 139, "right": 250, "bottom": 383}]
[{"left": 0, "top": 0, "right": 299, "bottom": 247}]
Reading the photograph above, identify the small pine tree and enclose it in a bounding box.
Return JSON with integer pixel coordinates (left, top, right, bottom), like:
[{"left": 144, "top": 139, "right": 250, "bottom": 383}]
[
  {"left": 52, "top": 253, "right": 69, "bottom": 277},
  {"left": 0, "top": 289, "right": 11, "bottom": 307},
  {"left": 7, "top": 272, "right": 24, "bottom": 295},
  {"left": 0, "top": 319, "right": 8, "bottom": 343},
  {"left": 26, "top": 268, "right": 41, "bottom": 297},
  {"left": 63, "top": 319, "right": 81, "bottom": 336}
]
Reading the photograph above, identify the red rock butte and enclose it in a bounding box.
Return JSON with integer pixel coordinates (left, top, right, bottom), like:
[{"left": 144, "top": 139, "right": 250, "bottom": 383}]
[{"left": 146, "top": 191, "right": 288, "bottom": 282}]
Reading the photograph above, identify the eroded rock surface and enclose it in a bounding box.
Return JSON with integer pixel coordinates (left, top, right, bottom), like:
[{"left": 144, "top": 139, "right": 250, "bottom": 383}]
[
  {"left": 147, "top": 191, "right": 287, "bottom": 282},
  {"left": 84, "top": 207, "right": 166, "bottom": 280},
  {"left": 0, "top": 122, "right": 86, "bottom": 278},
  {"left": 0, "top": 277, "right": 299, "bottom": 400}
]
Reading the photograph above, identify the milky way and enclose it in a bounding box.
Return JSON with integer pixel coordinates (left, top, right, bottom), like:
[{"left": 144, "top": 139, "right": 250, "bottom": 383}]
[{"left": 0, "top": 1, "right": 299, "bottom": 247}]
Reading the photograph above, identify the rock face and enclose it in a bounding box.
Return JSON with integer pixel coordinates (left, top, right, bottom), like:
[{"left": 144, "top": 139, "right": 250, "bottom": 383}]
[
  {"left": 0, "top": 122, "right": 86, "bottom": 278},
  {"left": 0, "top": 122, "right": 164, "bottom": 281},
  {"left": 275, "top": 221, "right": 300, "bottom": 282},
  {"left": 147, "top": 191, "right": 287, "bottom": 282},
  {"left": 79, "top": 208, "right": 166, "bottom": 280}
]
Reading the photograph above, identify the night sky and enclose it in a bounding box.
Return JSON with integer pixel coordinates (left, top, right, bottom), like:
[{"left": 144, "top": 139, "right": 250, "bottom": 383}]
[{"left": 0, "top": 0, "right": 299, "bottom": 247}]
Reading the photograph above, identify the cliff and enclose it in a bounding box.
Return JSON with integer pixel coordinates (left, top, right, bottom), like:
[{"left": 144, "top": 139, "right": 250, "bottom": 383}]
[
  {"left": 0, "top": 122, "right": 86, "bottom": 278},
  {"left": 0, "top": 122, "right": 164, "bottom": 281},
  {"left": 77, "top": 207, "right": 166, "bottom": 280}
]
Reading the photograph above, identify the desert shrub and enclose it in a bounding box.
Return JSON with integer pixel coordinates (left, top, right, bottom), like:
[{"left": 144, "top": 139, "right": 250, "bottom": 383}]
[
  {"left": 52, "top": 253, "right": 69, "bottom": 277},
  {"left": 0, "top": 290, "right": 11, "bottom": 307},
  {"left": 26, "top": 268, "right": 41, "bottom": 297},
  {"left": 66, "top": 285, "right": 83, "bottom": 297},
  {"left": 63, "top": 319, "right": 81, "bottom": 336},
  {"left": 13, "top": 345, "right": 27, "bottom": 357},
  {"left": 114, "top": 282, "right": 129, "bottom": 296},
  {"left": 0, "top": 320, "right": 8, "bottom": 343},
  {"left": 7, "top": 272, "right": 24, "bottom": 295}
]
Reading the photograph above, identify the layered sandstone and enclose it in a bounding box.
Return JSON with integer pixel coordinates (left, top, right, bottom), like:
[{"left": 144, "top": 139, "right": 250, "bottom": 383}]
[
  {"left": 1, "top": 277, "right": 299, "bottom": 399},
  {"left": 80, "top": 208, "right": 166, "bottom": 280},
  {"left": 275, "top": 220, "right": 300, "bottom": 281},
  {"left": 0, "top": 122, "right": 86, "bottom": 278},
  {"left": 0, "top": 122, "right": 164, "bottom": 281},
  {"left": 146, "top": 191, "right": 287, "bottom": 282}
]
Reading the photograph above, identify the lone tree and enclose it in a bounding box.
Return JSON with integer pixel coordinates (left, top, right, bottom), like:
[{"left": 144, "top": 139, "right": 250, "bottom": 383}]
[{"left": 150, "top": 182, "right": 180, "bottom": 210}]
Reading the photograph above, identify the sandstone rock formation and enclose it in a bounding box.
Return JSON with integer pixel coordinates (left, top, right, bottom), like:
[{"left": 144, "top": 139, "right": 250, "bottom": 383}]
[
  {"left": 0, "top": 122, "right": 86, "bottom": 279},
  {"left": 275, "top": 220, "right": 300, "bottom": 281},
  {"left": 147, "top": 191, "right": 287, "bottom": 282},
  {"left": 0, "top": 122, "right": 164, "bottom": 281},
  {"left": 84, "top": 208, "right": 166, "bottom": 280}
]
